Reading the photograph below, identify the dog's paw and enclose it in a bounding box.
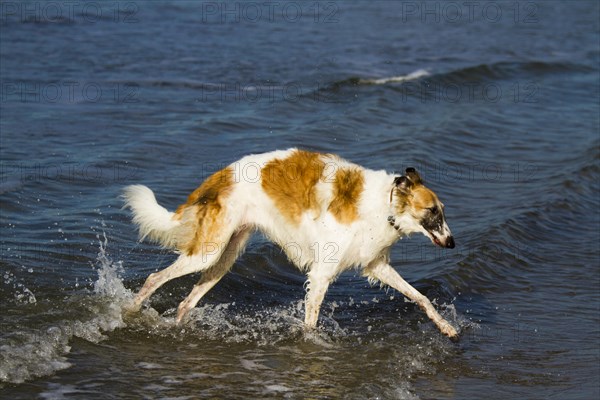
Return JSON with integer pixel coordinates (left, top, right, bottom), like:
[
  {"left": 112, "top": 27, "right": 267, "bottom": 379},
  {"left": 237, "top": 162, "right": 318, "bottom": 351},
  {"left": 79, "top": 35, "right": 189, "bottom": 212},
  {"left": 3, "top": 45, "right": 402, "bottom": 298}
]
[
  {"left": 121, "top": 300, "right": 142, "bottom": 317},
  {"left": 440, "top": 322, "right": 459, "bottom": 341},
  {"left": 447, "top": 330, "right": 460, "bottom": 342}
]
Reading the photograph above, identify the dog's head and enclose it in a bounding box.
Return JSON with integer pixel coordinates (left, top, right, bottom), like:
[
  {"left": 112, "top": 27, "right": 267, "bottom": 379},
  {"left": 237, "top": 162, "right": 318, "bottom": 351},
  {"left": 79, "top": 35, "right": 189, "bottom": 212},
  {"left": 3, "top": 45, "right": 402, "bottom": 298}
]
[{"left": 390, "top": 168, "right": 455, "bottom": 249}]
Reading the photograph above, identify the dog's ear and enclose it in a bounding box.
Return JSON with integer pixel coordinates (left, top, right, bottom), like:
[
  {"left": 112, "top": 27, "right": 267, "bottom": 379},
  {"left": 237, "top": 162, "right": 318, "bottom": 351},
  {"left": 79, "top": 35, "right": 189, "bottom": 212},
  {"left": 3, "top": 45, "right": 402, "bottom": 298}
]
[
  {"left": 405, "top": 167, "right": 422, "bottom": 184},
  {"left": 394, "top": 175, "right": 413, "bottom": 195}
]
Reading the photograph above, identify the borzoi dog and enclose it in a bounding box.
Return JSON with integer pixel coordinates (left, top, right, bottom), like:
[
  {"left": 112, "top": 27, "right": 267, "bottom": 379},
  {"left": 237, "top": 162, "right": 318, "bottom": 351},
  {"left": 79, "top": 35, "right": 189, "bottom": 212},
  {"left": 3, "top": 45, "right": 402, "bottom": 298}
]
[{"left": 123, "top": 149, "right": 458, "bottom": 339}]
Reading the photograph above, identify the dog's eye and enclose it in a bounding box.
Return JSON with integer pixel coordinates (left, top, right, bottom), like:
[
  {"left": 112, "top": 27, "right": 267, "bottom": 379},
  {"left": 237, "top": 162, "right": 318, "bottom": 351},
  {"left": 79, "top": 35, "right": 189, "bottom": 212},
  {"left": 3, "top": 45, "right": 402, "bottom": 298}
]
[{"left": 428, "top": 206, "right": 439, "bottom": 215}]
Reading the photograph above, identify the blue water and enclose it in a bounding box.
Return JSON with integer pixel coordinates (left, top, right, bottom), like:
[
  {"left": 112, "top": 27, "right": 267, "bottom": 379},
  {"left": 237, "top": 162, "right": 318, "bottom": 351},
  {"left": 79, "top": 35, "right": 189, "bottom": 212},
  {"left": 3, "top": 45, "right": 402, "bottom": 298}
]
[{"left": 1, "top": 1, "right": 599, "bottom": 399}]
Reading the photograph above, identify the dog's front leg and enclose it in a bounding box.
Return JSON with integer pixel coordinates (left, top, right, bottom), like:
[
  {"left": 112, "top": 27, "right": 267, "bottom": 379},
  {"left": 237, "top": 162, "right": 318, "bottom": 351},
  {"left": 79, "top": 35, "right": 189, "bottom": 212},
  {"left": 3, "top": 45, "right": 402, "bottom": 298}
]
[
  {"left": 304, "top": 271, "right": 333, "bottom": 329},
  {"left": 365, "top": 262, "right": 458, "bottom": 340}
]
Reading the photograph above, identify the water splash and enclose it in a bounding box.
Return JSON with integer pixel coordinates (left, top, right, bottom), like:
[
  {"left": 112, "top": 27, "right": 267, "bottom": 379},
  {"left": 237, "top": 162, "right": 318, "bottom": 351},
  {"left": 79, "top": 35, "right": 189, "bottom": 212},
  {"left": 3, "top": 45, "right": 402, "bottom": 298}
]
[
  {"left": 3, "top": 269, "right": 37, "bottom": 305},
  {"left": 0, "top": 233, "right": 132, "bottom": 384},
  {"left": 127, "top": 298, "right": 349, "bottom": 348},
  {"left": 93, "top": 232, "right": 132, "bottom": 301}
]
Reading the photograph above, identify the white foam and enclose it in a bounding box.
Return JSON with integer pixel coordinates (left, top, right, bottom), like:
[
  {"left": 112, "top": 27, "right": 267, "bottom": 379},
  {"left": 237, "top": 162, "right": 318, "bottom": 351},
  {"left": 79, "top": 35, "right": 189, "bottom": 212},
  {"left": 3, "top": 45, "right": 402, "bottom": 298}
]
[
  {"left": 176, "top": 299, "right": 347, "bottom": 347},
  {"left": 137, "top": 362, "right": 163, "bottom": 370},
  {"left": 360, "top": 69, "right": 430, "bottom": 85},
  {"left": 39, "top": 383, "right": 84, "bottom": 399},
  {"left": 264, "top": 384, "right": 292, "bottom": 393},
  {"left": 240, "top": 359, "right": 269, "bottom": 371}
]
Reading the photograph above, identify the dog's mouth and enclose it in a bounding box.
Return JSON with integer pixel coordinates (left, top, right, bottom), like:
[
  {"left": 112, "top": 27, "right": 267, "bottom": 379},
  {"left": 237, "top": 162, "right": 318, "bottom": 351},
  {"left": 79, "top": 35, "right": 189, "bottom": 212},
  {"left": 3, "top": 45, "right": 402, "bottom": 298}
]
[{"left": 427, "top": 231, "right": 455, "bottom": 249}]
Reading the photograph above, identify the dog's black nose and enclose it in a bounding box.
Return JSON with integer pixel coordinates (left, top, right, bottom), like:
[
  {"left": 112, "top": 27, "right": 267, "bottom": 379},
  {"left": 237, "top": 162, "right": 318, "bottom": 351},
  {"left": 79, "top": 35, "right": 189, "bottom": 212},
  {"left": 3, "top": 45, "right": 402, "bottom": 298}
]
[{"left": 446, "top": 236, "right": 455, "bottom": 249}]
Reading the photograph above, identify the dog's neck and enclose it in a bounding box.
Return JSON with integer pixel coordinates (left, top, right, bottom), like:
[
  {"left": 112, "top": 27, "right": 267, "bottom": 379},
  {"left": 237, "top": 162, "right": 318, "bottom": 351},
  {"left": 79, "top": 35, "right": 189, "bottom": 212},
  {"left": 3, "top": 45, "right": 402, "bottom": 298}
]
[
  {"left": 387, "top": 181, "right": 403, "bottom": 234},
  {"left": 358, "top": 171, "right": 404, "bottom": 240},
  {"left": 387, "top": 215, "right": 401, "bottom": 232}
]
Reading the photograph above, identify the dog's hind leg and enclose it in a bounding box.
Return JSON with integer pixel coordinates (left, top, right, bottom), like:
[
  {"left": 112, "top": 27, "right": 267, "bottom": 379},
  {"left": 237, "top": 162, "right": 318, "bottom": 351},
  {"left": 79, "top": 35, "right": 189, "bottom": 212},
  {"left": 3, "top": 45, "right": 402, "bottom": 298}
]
[
  {"left": 131, "top": 232, "right": 236, "bottom": 312},
  {"left": 364, "top": 261, "right": 458, "bottom": 340},
  {"left": 131, "top": 255, "right": 198, "bottom": 311},
  {"left": 175, "top": 227, "right": 252, "bottom": 324},
  {"left": 132, "top": 252, "right": 229, "bottom": 312}
]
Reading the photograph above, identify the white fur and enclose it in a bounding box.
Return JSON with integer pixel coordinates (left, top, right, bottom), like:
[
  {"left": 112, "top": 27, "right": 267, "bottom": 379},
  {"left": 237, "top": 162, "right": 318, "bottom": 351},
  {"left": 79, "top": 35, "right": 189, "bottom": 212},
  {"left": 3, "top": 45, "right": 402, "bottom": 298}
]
[{"left": 121, "top": 184, "right": 180, "bottom": 249}]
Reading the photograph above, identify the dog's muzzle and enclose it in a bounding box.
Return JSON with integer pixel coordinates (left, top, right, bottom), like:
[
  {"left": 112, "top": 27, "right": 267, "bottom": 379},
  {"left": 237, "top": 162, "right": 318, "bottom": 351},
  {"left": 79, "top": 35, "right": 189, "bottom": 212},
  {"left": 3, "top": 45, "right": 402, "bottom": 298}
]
[{"left": 429, "top": 232, "right": 455, "bottom": 249}]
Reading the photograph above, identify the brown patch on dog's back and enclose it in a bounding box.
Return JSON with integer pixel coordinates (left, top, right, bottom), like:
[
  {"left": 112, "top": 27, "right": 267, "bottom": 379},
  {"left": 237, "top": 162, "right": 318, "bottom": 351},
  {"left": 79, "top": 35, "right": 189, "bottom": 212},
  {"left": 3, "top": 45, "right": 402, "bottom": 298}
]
[
  {"left": 328, "top": 168, "right": 364, "bottom": 224},
  {"left": 261, "top": 150, "right": 325, "bottom": 225},
  {"left": 174, "top": 167, "right": 234, "bottom": 255}
]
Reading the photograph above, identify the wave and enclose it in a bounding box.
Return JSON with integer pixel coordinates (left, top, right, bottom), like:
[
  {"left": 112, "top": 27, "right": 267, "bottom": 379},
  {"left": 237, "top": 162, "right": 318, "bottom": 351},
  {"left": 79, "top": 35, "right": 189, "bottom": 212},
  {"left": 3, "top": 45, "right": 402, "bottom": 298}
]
[
  {"left": 5, "top": 61, "right": 591, "bottom": 107},
  {"left": 333, "top": 69, "right": 431, "bottom": 86},
  {"left": 317, "top": 60, "right": 594, "bottom": 92},
  {"left": 126, "top": 60, "right": 584, "bottom": 94},
  {"left": 422, "top": 61, "right": 594, "bottom": 86}
]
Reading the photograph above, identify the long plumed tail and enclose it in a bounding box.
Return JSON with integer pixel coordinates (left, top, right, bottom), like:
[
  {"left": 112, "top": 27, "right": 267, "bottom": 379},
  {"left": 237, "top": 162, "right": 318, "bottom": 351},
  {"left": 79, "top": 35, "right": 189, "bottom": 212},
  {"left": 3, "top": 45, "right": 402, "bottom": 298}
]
[{"left": 122, "top": 185, "right": 180, "bottom": 249}]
